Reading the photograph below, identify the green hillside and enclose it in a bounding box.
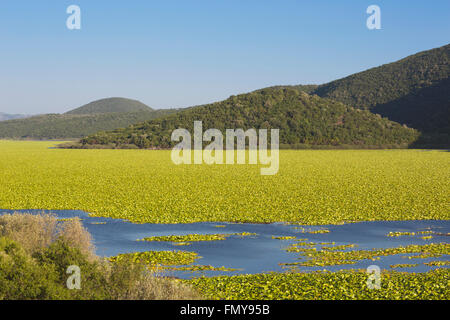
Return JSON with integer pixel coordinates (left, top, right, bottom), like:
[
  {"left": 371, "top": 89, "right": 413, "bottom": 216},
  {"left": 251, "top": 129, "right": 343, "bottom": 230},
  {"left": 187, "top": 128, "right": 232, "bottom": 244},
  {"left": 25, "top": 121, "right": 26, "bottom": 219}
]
[
  {"left": 0, "top": 98, "right": 179, "bottom": 139},
  {"left": 257, "top": 84, "right": 319, "bottom": 94},
  {"left": 76, "top": 88, "right": 418, "bottom": 149},
  {"left": 65, "top": 97, "right": 152, "bottom": 114},
  {"left": 311, "top": 44, "right": 449, "bottom": 144}
]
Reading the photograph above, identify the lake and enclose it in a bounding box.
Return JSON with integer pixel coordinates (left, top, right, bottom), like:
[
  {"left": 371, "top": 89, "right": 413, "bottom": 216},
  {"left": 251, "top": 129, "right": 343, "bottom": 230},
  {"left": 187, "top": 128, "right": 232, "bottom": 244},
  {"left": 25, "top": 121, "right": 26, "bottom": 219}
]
[{"left": 1, "top": 209, "right": 448, "bottom": 279}]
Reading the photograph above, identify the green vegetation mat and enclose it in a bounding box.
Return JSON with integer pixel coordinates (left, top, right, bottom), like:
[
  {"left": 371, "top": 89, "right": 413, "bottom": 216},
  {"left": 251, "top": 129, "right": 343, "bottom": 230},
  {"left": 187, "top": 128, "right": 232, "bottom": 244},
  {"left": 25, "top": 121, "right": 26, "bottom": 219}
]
[
  {"left": 282, "top": 243, "right": 449, "bottom": 267},
  {"left": 0, "top": 141, "right": 448, "bottom": 224},
  {"left": 188, "top": 269, "right": 450, "bottom": 300},
  {"left": 139, "top": 232, "right": 256, "bottom": 243},
  {"left": 109, "top": 250, "right": 199, "bottom": 266},
  {"left": 108, "top": 250, "right": 239, "bottom": 272}
]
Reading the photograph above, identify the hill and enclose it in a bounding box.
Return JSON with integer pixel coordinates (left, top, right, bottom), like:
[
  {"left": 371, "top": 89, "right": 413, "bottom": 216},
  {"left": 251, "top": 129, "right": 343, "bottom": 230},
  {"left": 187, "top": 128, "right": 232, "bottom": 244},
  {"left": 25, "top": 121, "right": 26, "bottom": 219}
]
[
  {"left": 0, "top": 98, "right": 179, "bottom": 139},
  {"left": 255, "top": 44, "right": 449, "bottom": 147},
  {"left": 256, "top": 84, "right": 319, "bottom": 94},
  {"left": 311, "top": 44, "right": 449, "bottom": 146},
  {"left": 75, "top": 88, "right": 418, "bottom": 149},
  {"left": 65, "top": 97, "right": 153, "bottom": 115}
]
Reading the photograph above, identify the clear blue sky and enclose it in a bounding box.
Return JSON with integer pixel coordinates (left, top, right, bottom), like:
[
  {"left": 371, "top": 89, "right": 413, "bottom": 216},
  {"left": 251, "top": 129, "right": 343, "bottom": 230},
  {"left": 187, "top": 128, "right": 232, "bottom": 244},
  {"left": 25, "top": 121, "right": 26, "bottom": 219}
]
[{"left": 0, "top": 0, "right": 449, "bottom": 114}]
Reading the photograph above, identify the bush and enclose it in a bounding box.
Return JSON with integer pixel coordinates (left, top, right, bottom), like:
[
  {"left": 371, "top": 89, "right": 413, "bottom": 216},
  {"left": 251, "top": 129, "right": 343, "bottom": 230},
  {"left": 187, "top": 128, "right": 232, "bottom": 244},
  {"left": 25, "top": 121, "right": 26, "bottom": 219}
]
[
  {"left": 0, "top": 237, "right": 66, "bottom": 299},
  {"left": 0, "top": 213, "right": 59, "bottom": 255},
  {"left": 0, "top": 213, "right": 201, "bottom": 300},
  {"left": 0, "top": 213, "right": 94, "bottom": 258}
]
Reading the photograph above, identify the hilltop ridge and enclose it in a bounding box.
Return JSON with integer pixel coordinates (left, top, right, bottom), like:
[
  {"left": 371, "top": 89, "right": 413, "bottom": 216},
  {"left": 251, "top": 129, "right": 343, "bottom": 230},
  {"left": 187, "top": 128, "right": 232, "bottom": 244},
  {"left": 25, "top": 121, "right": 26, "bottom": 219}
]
[{"left": 65, "top": 97, "right": 153, "bottom": 115}]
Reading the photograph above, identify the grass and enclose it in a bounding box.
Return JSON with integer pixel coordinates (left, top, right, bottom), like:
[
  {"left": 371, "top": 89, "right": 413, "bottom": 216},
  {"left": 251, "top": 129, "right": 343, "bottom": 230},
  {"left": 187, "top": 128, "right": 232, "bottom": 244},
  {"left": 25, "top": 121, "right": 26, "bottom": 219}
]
[
  {"left": 188, "top": 269, "right": 449, "bottom": 300},
  {"left": 0, "top": 140, "right": 449, "bottom": 224}
]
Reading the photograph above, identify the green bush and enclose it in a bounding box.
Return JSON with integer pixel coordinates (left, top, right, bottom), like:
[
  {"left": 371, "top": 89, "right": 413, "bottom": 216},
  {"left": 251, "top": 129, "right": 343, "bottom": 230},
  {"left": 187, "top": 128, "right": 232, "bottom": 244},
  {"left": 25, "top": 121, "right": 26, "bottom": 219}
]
[
  {"left": 0, "top": 237, "right": 65, "bottom": 299},
  {"left": 0, "top": 213, "right": 201, "bottom": 300}
]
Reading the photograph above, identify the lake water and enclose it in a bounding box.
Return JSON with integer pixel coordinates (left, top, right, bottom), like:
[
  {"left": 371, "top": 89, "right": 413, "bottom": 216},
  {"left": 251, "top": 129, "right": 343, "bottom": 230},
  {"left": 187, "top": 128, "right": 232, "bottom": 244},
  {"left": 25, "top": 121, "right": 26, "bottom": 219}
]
[{"left": 1, "top": 209, "right": 448, "bottom": 279}]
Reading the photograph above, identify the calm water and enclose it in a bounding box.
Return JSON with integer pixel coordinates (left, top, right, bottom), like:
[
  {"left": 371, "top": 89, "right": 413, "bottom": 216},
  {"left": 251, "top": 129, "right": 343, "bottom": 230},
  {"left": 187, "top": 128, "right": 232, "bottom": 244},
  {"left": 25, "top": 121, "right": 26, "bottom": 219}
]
[{"left": 1, "top": 209, "right": 449, "bottom": 279}]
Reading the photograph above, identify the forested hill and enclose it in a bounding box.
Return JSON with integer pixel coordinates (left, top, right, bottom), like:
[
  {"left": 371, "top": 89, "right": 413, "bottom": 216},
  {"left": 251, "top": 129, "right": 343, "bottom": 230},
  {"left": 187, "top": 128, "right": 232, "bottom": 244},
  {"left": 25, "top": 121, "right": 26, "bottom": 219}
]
[
  {"left": 255, "top": 44, "right": 449, "bottom": 146},
  {"left": 75, "top": 88, "right": 418, "bottom": 149},
  {"left": 311, "top": 44, "right": 449, "bottom": 143},
  {"left": 65, "top": 97, "right": 152, "bottom": 115},
  {"left": 256, "top": 84, "right": 318, "bottom": 94},
  {"left": 0, "top": 98, "right": 179, "bottom": 139}
]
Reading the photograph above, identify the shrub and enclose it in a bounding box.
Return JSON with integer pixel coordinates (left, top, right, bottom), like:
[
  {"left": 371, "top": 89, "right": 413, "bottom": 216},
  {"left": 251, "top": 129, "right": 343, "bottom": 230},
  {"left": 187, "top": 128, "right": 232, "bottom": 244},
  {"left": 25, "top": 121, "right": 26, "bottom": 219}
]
[
  {"left": 0, "top": 213, "right": 201, "bottom": 300},
  {"left": 0, "top": 213, "right": 95, "bottom": 258},
  {"left": 0, "top": 213, "right": 58, "bottom": 255},
  {"left": 0, "top": 237, "right": 67, "bottom": 299}
]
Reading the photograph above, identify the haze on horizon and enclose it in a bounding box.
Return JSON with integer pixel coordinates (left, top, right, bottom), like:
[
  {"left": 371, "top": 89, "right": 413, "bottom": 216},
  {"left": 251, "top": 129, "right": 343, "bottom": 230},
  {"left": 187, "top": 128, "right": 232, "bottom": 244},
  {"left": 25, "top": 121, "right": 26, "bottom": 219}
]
[{"left": 0, "top": 0, "right": 449, "bottom": 114}]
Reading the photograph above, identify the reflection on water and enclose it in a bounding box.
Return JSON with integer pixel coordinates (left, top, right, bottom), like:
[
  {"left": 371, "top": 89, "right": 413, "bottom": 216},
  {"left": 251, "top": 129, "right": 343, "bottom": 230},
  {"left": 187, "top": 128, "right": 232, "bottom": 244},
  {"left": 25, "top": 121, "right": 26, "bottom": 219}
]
[{"left": 1, "top": 209, "right": 448, "bottom": 279}]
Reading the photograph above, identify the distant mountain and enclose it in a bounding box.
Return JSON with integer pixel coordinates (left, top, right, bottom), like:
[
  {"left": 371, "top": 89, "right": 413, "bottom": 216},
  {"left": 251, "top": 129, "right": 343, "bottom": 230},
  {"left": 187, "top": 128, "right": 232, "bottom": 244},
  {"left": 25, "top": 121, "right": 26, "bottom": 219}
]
[
  {"left": 0, "top": 98, "right": 179, "bottom": 139},
  {"left": 75, "top": 88, "right": 418, "bottom": 149},
  {"left": 0, "top": 112, "right": 30, "bottom": 121},
  {"left": 66, "top": 97, "right": 152, "bottom": 115}
]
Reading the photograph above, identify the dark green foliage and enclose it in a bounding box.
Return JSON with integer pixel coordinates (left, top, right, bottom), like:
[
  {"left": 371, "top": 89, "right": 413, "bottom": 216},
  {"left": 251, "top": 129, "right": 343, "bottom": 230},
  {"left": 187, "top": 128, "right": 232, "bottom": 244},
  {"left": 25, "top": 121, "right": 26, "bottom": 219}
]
[
  {"left": 254, "top": 45, "right": 449, "bottom": 147},
  {"left": 0, "top": 237, "right": 64, "bottom": 299},
  {"left": 314, "top": 44, "right": 449, "bottom": 110},
  {"left": 33, "top": 240, "right": 111, "bottom": 299},
  {"left": 65, "top": 97, "right": 153, "bottom": 114},
  {"left": 256, "top": 84, "right": 319, "bottom": 94},
  {"left": 0, "top": 237, "right": 116, "bottom": 299},
  {"left": 311, "top": 44, "right": 449, "bottom": 144},
  {"left": 78, "top": 88, "right": 418, "bottom": 148},
  {"left": 0, "top": 237, "right": 166, "bottom": 300}
]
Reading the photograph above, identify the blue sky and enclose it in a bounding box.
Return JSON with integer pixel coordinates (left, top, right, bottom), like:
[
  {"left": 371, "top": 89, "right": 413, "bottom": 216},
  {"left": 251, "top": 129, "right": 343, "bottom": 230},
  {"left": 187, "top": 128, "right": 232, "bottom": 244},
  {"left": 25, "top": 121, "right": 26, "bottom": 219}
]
[{"left": 0, "top": 0, "right": 449, "bottom": 114}]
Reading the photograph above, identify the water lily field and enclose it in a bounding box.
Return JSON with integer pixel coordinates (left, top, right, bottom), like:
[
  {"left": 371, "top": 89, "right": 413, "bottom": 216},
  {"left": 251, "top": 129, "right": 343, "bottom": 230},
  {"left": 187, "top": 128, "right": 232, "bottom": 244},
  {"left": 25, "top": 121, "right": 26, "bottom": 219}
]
[{"left": 0, "top": 140, "right": 448, "bottom": 299}]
